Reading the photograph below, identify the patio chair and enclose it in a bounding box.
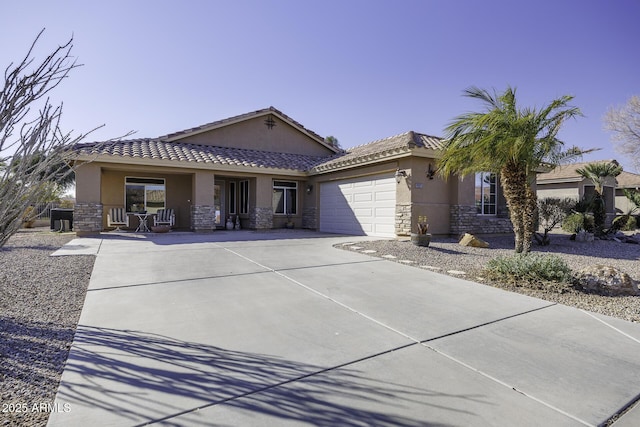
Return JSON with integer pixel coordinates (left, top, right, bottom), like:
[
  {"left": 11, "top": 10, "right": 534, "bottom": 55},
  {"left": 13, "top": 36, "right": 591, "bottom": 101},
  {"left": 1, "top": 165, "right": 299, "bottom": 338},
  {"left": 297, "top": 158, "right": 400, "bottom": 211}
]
[
  {"left": 107, "top": 208, "right": 129, "bottom": 231},
  {"left": 153, "top": 208, "right": 175, "bottom": 228}
]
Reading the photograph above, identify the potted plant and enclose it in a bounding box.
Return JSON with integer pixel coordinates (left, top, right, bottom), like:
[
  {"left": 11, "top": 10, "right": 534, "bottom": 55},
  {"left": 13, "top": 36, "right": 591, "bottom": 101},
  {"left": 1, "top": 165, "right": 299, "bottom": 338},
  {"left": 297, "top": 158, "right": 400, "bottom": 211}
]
[
  {"left": 410, "top": 215, "right": 431, "bottom": 247},
  {"left": 285, "top": 212, "right": 295, "bottom": 229}
]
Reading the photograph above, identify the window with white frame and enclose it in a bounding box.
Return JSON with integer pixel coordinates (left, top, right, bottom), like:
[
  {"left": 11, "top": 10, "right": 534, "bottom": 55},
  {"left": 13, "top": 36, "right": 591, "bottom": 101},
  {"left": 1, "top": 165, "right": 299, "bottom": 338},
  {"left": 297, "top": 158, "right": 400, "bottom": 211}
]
[
  {"left": 475, "top": 172, "right": 497, "bottom": 215},
  {"left": 239, "top": 180, "right": 249, "bottom": 214},
  {"left": 125, "top": 177, "right": 166, "bottom": 214},
  {"left": 272, "top": 181, "right": 297, "bottom": 215},
  {"left": 229, "top": 182, "right": 236, "bottom": 215}
]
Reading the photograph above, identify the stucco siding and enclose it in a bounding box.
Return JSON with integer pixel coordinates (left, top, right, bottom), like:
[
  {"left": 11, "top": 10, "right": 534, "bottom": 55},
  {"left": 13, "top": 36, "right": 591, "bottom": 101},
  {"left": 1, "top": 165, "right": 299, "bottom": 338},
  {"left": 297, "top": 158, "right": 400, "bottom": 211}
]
[{"left": 173, "top": 116, "right": 333, "bottom": 157}]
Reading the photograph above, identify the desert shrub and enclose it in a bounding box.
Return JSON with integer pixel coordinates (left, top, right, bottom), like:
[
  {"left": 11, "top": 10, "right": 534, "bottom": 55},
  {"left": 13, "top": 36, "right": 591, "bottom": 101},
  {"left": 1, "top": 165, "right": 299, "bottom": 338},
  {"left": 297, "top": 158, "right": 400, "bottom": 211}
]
[
  {"left": 485, "top": 253, "right": 572, "bottom": 285},
  {"left": 561, "top": 213, "right": 594, "bottom": 233},
  {"left": 561, "top": 213, "right": 583, "bottom": 233},
  {"left": 612, "top": 215, "right": 637, "bottom": 231}
]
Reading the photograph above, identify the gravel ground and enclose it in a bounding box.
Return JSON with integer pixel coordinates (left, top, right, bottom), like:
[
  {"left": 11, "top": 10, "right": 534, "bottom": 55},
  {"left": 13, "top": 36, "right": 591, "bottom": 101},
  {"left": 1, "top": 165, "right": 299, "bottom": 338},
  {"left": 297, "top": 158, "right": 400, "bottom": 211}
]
[
  {"left": 0, "top": 228, "right": 94, "bottom": 427},
  {"left": 335, "top": 232, "right": 640, "bottom": 323}
]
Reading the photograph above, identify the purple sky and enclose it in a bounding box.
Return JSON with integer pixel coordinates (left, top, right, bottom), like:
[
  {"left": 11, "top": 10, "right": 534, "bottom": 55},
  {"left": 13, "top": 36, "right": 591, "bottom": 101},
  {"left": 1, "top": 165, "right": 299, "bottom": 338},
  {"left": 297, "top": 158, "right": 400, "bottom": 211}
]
[{"left": 2, "top": 0, "right": 639, "bottom": 171}]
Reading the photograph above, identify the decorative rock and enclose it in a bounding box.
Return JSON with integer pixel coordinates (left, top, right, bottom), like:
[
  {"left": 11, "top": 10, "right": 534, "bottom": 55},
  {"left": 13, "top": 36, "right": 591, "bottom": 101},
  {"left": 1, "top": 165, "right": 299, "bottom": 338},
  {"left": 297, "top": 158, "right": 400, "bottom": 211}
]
[
  {"left": 574, "top": 265, "right": 639, "bottom": 296},
  {"left": 382, "top": 254, "right": 397, "bottom": 259},
  {"left": 420, "top": 265, "right": 442, "bottom": 271},
  {"left": 575, "top": 230, "right": 595, "bottom": 242},
  {"left": 447, "top": 270, "right": 467, "bottom": 276},
  {"left": 399, "top": 260, "right": 415, "bottom": 264},
  {"left": 458, "top": 233, "right": 490, "bottom": 248},
  {"left": 350, "top": 246, "right": 363, "bottom": 250},
  {"left": 362, "top": 249, "right": 377, "bottom": 254}
]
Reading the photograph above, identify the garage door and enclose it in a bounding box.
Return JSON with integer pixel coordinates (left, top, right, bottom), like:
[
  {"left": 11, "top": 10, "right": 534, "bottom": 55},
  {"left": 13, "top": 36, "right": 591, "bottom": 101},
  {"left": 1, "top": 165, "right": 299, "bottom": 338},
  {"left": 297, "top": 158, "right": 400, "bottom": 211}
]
[{"left": 319, "top": 174, "right": 396, "bottom": 237}]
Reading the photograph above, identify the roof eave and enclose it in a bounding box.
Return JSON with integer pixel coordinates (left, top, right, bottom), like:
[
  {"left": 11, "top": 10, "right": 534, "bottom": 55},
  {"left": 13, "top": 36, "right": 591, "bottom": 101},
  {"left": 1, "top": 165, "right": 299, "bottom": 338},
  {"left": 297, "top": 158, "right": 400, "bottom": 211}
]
[
  {"left": 308, "top": 149, "right": 414, "bottom": 175},
  {"left": 73, "top": 154, "right": 309, "bottom": 177},
  {"left": 536, "top": 177, "right": 585, "bottom": 184}
]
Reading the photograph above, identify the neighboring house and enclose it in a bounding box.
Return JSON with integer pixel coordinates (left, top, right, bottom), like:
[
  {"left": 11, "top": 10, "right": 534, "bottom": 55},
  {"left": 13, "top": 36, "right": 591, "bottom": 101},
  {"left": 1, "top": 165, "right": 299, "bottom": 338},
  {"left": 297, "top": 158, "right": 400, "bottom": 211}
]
[
  {"left": 73, "top": 107, "right": 512, "bottom": 237},
  {"left": 535, "top": 160, "right": 635, "bottom": 222},
  {"left": 615, "top": 171, "right": 640, "bottom": 214}
]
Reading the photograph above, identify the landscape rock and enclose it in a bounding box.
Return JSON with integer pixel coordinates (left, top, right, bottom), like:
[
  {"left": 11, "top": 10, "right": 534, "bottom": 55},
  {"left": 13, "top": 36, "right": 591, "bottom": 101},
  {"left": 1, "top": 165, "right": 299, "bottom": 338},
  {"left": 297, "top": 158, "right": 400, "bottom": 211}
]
[
  {"left": 458, "top": 233, "right": 490, "bottom": 248},
  {"left": 574, "top": 265, "right": 639, "bottom": 296}
]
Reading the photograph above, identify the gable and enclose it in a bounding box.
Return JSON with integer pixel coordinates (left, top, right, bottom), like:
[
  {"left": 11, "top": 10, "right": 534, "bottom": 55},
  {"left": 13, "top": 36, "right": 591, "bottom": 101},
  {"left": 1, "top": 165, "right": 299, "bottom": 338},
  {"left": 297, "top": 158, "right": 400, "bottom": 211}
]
[{"left": 164, "top": 108, "right": 336, "bottom": 157}]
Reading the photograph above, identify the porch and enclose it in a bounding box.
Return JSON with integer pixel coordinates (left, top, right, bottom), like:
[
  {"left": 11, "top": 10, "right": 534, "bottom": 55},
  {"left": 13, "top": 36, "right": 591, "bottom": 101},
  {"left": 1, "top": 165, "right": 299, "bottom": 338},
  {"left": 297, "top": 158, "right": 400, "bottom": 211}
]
[{"left": 73, "top": 162, "right": 312, "bottom": 235}]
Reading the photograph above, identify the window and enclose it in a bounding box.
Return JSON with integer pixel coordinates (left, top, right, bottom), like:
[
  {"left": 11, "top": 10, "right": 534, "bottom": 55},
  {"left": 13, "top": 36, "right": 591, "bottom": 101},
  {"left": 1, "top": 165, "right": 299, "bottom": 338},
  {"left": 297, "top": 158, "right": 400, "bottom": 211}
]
[
  {"left": 229, "top": 182, "right": 236, "bottom": 215},
  {"left": 240, "top": 180, "right": 249, "bottom": 214},
  {"left": 475, "top": 172, "right": 497, "bottom": 215},
  {"left": 272, "top": 181, "right": 297, "bottom": 215},
  {"left": 125, "top": 177, "right": 166, "bottom": 214}
]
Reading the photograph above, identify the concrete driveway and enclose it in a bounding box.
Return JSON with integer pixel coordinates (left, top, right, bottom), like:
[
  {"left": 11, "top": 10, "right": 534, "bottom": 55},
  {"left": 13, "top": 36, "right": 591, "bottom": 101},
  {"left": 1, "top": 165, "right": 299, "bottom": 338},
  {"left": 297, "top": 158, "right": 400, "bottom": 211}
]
[{"left": 48, "top": 230, "right": 640, "bottom": 426}]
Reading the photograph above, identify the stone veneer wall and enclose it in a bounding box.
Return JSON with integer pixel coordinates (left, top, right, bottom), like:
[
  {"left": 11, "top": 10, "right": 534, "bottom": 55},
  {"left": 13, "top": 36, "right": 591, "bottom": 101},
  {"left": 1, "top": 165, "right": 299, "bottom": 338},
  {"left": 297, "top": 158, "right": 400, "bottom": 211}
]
[
  {"left": 191, "top": 205, "right": 215, "bottom": 231},
  {"left": 450, "top": 205, "right": 513, "bottom": 235},
  {"left": 395, "top": 203, "right": 412, "bottom": 236},
  {"left": 250, "top": 207, "right": 273, "bottom": 230},
  {"left": 74, "top": 203, "right": 103, "bottom": 234},
  {"left": 302, "top": 206, "right": 317, "bottom": 230}
]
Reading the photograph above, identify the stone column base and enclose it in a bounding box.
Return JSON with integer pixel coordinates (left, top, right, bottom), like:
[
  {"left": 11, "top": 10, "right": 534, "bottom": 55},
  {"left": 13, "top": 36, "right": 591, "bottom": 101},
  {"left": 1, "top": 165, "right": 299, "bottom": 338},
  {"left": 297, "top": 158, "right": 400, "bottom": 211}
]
[
  {"left": 191, "top": 205, "right": 215, "bottom": 231},
  {"left": 74, "top": 203, "right": 103, "bottom": 235},
  {"left": 302, "top": 206, "right": 317, "bottom": 230},
  {"left": 250, "top": 207, "right": 273, "bottom": 230},
  {"left": 395, "top": 203, "right": 411, "bottom": 236}
]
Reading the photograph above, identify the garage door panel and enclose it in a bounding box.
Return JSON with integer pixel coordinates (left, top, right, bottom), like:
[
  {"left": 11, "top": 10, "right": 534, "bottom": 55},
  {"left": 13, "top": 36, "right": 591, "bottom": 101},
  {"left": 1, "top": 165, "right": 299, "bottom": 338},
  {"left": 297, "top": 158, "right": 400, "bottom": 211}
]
[
  {"left": 354, "top": 193, "right": 373, "bottom": 202},
  {"left": 320, "top": 174, "right": 396, "bottom": 237},
  {"left": 374, "top": 207, "right": 395, "bottom": 217},
  {"left": 353, "top": 208, "right": 373, "bottom": 217},
  {"left": 375, "top": 190, "right": 396, "bottom": 201}
]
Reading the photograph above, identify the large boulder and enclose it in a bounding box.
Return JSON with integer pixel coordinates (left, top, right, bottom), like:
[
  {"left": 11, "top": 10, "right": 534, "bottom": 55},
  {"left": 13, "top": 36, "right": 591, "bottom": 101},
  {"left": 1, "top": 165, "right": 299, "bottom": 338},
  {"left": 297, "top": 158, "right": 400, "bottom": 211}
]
[
  {"left": 459, "top": 233, "right": 490, "bottom": 248},
  {"left": 574, "top": 265, "right": 639, "bottom": 296}
]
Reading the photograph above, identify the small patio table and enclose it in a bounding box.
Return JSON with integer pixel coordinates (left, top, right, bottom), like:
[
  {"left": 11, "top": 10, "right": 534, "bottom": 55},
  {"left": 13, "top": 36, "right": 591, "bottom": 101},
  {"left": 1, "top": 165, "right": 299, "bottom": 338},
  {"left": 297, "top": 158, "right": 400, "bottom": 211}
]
[{"left": 134, "top": 213, "right": 152, "bottom": 233}]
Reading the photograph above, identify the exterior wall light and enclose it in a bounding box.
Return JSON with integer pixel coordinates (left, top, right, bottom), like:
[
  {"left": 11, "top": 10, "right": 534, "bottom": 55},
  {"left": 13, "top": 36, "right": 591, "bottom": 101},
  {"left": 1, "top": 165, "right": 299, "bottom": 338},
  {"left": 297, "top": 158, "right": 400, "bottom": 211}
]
[
  {"left": 395, "top": 168, "right": 408, "bottom": 184},
  {"left": 427, "top": 163, "right": 436, "bottom": 180},
  {"left": 306, "top": 184, "right": 313, "bottom": 194}
]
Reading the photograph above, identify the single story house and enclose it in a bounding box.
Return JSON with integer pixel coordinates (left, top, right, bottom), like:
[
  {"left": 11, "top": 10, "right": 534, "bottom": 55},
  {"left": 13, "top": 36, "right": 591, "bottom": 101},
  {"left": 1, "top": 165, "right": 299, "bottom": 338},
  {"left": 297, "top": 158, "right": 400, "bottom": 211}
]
[
  {"left": 535, "top": 160, "right": 640, "bottom": 222},
  {"left": 72, "top": 107, "right": 513, "bottom": 237},
  {"left": 615, "top": 171, "right": 640, "bottom": 214}
]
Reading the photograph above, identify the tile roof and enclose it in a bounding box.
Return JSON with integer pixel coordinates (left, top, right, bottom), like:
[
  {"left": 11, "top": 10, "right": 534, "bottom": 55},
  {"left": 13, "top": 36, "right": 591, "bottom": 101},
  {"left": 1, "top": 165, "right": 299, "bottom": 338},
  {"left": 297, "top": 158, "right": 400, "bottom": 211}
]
[
  {"left": 536, "top": 160, "right": 619, "bottom": 183},
  {"left": 617, "top": 171, "right": 640, "bottom": 188},
  {"left": 311, "top": 131, "right": 443, "bottom": 172},
  {"left": 75, "top": 139, "right": 328, "bottom": 171}
]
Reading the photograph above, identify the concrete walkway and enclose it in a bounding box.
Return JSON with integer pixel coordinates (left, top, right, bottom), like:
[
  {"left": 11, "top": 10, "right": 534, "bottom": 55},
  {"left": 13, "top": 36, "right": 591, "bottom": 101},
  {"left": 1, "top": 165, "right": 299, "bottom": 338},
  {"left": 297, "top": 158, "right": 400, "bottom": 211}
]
[{"left": 48, "top": 230, "right": 640, "bottom": 426}]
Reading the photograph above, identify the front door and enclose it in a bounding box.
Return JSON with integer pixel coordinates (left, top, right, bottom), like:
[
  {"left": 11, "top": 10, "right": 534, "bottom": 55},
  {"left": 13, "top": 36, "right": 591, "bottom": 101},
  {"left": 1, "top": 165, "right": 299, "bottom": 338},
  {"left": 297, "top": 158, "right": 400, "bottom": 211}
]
[{"left": 214, "top": 180, "right": 225, "bottom": 227}]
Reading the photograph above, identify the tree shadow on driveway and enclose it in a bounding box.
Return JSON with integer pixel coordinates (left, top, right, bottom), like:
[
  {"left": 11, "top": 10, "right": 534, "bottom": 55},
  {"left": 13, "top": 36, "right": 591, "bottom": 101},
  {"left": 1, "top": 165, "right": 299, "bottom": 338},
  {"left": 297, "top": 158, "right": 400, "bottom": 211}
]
[{"left": 55, "top": 325, "right": 488, "bottom": 426}]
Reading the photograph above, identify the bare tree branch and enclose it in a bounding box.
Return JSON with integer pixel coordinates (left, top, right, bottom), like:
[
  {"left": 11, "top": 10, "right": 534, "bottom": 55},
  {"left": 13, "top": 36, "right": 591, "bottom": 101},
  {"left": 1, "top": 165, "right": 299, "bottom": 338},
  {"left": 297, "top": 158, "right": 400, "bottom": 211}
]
[
  {"left": 604, "top": 95, "right": 640, "bottom": 172},
  {"left": 0, "top": 30, "right": 99, "bottom": 248}
]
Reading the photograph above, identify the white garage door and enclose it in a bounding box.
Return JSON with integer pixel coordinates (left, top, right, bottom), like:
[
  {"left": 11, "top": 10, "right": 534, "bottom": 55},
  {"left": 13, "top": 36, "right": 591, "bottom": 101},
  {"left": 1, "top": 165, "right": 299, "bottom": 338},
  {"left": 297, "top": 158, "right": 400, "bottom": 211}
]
[{"left": 319, "top": 174, "right": 396, "bottom": 237}]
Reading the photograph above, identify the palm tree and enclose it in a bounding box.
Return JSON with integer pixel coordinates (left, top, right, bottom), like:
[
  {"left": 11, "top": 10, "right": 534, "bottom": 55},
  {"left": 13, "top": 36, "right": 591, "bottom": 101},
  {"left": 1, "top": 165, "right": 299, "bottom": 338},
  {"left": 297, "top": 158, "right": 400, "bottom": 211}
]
[
  {"left": 438, "top": 86, "right": 584, "bottom": 253},
  {"left": 575, "top": 161, "right": 623, "bottom": 234}
]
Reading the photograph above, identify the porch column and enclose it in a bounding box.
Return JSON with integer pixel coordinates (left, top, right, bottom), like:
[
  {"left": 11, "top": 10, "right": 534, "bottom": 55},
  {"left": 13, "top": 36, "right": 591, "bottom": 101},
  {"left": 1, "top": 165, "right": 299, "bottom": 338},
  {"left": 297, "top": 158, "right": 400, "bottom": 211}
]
[
  {"left": 191, "top": 170, "right": 215, "bottom": 231},
  {"left": 250, "top": 175, "right": 273, "bottom": 229},
  {"left": 74, "top": 162, "right": 103, "bottom": 236}
]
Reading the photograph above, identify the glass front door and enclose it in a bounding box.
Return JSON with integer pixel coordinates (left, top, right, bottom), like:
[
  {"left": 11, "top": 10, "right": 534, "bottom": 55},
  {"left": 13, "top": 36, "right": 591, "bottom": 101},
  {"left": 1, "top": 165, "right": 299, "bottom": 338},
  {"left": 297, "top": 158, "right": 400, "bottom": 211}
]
[{"left": 214, "top": 181, "right": 225, "bottom": 227}]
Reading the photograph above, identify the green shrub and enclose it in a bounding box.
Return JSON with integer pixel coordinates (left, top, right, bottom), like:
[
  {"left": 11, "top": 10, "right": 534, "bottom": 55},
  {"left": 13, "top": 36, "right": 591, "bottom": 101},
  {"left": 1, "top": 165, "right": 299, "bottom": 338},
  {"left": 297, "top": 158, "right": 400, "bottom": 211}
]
[
  {"left": 612, "top": 215, "right": 637, "bottom": 231},
  {"left": 485, "top": 253, "right": 572, "bottom": 285},
  {"left": 561, "top": 212, "right": 594, "bottom": 233},
  {"left": 561, "top": 213, "right": 582, "bottom": 232}
]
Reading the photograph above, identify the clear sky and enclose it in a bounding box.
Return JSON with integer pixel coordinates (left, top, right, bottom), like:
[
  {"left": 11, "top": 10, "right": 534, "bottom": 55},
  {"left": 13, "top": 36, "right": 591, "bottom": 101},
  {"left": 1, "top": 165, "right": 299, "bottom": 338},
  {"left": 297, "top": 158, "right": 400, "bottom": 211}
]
[{"left": 2, "top": 0, "right": 639, "bottom": 171}]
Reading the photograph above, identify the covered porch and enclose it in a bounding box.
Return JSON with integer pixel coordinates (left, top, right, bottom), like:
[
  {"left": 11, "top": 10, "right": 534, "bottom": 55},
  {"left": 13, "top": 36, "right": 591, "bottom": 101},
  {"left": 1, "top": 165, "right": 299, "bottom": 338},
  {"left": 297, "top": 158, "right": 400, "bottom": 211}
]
[{"left": 73, "top": 161, "right": 311, "bottom": 235}]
